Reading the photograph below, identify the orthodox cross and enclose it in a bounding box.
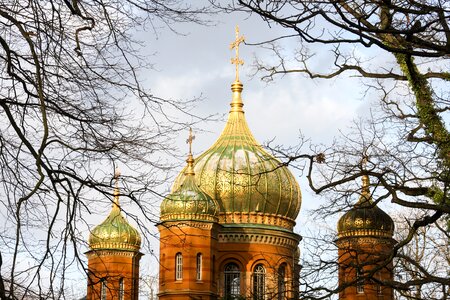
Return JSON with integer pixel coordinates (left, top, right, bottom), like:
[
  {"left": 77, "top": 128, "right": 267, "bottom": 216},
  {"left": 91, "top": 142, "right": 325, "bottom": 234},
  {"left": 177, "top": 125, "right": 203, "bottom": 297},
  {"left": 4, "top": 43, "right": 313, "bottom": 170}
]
[
  {"left": 114, "top": 166, "right": 121, "bottom": 187},
  {"left": 186, "top": 127, "right": 195, "bottom": 155},
  {"left": 113, "top": 166, "right": 121, "bottom": 206},
  {"left": 360, "top": 154, "right": 370, "bottom": 194},
  {"left": 230, "top": 25, "right": 245, "bottom": 81}
]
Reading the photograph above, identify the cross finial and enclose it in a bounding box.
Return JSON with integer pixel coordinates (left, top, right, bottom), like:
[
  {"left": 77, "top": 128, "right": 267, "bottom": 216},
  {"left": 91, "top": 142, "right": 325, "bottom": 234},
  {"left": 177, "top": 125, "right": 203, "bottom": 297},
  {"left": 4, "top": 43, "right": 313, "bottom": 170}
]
[
  {"left": 360, "top": 154, "right": 370, "bottom": 195},
  {"left": 114, "top": 166, "right": 121, "bottom": 181},
  {"left": 113, "top": 166, "right": 121, "bottom": 207},
  {"left": 186, "top": 127, "right": 195, "bottom": 155},
  {"left": 230, "top": 25, "right": 245, "bottom": 82},
  {"left": 185, "top": 128, "right": 196, "bottom": 175},
  {"left": 361, "top": 153, "right": 369, "bottom": 167}
]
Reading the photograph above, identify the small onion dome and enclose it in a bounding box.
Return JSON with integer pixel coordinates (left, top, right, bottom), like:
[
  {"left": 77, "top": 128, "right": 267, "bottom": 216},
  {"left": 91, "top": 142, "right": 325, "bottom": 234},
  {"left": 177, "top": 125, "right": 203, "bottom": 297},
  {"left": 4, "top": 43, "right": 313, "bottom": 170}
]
[
  {"left": 337, "top": 175, "right": 394, "bottom": 238},
  {"left": 89, "top": 182, "right": 141, "bottom": 251},
  {"left": 172, "top": 81, "right": 301, "bottom": 224},
  {"left": 161, "top": 153, "right": 219, "bottom": 222}
]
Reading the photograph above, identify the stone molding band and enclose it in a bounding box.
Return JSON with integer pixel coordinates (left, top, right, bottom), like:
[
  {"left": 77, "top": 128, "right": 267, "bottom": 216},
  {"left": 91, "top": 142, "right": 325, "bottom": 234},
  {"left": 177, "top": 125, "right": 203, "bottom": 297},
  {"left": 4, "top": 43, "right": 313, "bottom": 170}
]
[
  {"left": 219, "top": 212, "right": 296, "bottom": 230},
  {"left": 86, "top": 249, "right": 142, "bottom": 258},
  {"left": 336, "top": 236, "right": 396, "bottom": 247},
  {"left": 218, "top": 230, "right": 300, "bottom": 248}
]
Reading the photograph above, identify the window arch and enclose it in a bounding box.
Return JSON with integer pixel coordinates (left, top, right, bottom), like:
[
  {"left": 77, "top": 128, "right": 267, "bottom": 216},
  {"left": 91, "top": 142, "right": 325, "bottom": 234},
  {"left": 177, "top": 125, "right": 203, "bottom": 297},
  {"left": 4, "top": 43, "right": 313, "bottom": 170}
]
[
  {"left": 376, "top": 275, "right": 383, "bottom": 295},
  {"left": 100, "top": 278, "right": 107, "bottom": 300},
  {"left": 196, "top": 253, "right": 202, "bottom": 281},
  {"left": 277, "top": 263, "right": 286, "bottom": 300},
  {"left": 175, "top": 252, "right": 183, "bottom": 280},
  {"left": 253, "top": 264, "right": 266, "bottom": 300},
  {"left": 224, "top": 263, "right": 240, "bottom": 298},
  {"left": 356, "top": 268, "right": 364, "bottom": 294},
  {"left": 118, "top": 278, "right": 124, "bottom": 300}
]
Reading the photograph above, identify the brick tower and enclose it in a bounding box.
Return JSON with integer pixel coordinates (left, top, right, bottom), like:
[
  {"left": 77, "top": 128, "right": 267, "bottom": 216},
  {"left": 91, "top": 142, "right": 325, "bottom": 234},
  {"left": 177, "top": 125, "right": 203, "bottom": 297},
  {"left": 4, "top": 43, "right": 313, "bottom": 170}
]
[
  {"left": 86, "top": 170, "right": 142, "bottom": 300},
  {"left": 158, "top": 26, "right": 302, "bottom": 300},
  {"left": 158, "top": 131, "right": 220, "bottom": 300},
  {"left": 337, "top": 175, "right": 395, "bottom": 300}
]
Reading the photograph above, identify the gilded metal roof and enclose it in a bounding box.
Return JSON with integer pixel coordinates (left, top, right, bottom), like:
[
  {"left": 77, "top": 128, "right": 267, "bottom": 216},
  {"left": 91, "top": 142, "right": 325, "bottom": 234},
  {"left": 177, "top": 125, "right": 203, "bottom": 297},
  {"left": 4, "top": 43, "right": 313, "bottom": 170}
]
[
  {"left": 161, "top": 152, "right": 219, "bottom": 222},
  {"left": 337, "top": 175, "right": 394, "bottom": 238},
  {"left": 89, "top": 181, "right": 141, "bottom": 251},
  {"left": 172, "top": 80, "right": 302, "bottom": 224}
]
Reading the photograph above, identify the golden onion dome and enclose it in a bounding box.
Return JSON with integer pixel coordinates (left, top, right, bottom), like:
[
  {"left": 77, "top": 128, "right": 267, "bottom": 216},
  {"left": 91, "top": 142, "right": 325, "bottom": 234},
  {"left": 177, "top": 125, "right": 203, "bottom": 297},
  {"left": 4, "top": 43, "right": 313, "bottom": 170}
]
[
  {"left": 172, "top": 81, "right": 301, "bottom": 228},
  {"left": 89, "top": 173, "right": 141, "bottom": 251},
  {"left": 337, "top": 175, "right": 394, "bottom": 238},
  {"left": 161, "top": 149, "right": 219, "bottom": 222}
]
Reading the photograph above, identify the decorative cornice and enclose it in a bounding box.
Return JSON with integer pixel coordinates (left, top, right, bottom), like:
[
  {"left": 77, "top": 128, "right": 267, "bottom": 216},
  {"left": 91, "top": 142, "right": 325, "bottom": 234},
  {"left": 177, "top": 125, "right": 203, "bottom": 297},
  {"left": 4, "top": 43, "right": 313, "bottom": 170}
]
[
  {"left": 218, "top": 227, "right": 300, "bottom": 248},
  {"left": 160, "top": 212, "right": 218, "bottom": 223},
  {"left": 336, "top": 236, "right": 396, "bottom": 247},
  {"left": 158, "top": 220, "right": 216, "bottom": 230},
  {"left": 89, "top": 241, "right": 141, "bottom": 252},
  {"left": 219, "top": 212, "right": 296, "bottom": 230},
  {"left": 337, "top": 228, "right": 394, "bottom": 239},
  {"left": 86, "top": 249, "right": 143, "bottom": 258}
]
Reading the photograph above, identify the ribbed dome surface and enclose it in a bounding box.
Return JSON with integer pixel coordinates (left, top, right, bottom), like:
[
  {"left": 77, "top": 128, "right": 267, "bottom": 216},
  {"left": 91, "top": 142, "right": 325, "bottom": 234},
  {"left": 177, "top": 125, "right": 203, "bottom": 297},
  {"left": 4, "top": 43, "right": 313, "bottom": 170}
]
[
  {"left": 172, "top": 81, "right": 301, "bottom": 224},
  {"left": 89, "top": 193, "right": 141, "bottom": 251},
  {"left": 161, "top": 155, "right": 219, "bottom": 222},
  {"left": 337, "top": 175, "right": 394, "bottom": 238}
]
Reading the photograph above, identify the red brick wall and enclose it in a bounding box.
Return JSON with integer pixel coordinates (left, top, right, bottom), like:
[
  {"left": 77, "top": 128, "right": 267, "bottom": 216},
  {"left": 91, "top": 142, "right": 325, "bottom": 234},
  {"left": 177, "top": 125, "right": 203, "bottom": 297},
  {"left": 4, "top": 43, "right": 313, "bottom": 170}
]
[
  {"left": 338, "top": 238, "right": 394, "bottom": 300},
  {"left": 87, "top": 250, "right": 142, "bottom": 300}
]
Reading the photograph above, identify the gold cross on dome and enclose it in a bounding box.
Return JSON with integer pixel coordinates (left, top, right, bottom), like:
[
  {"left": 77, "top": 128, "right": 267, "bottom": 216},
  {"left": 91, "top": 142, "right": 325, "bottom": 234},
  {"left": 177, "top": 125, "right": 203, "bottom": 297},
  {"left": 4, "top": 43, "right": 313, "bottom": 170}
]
[
  {"left": 113, "top": 166, "right": 121, "bottom": 206},
  {"left": 114, "top": 167, "right": 121, "bottom": 186},
  {"left": 186, "top": 127, "right": 195, "bottom": 154},
  {"left": 230, "top": 25, "right": 245, "bottom": 81}
]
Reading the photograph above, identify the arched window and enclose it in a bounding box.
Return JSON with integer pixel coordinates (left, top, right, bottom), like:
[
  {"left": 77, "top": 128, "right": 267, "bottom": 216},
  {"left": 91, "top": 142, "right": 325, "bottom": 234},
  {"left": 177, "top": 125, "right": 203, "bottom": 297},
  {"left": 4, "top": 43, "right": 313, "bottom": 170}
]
[
  {"left": 175, "top": 253, "right": 183, "bottom": 280},
  {"left": 277, "top": 264, "right": 286, "bottom": 300},
  {"left": 196, "top": 253, "right": 202, "bottom": 281},
  {"left": 100, "top": 278, "right": 107, "bottom": 300},
  {"left": 253, "top": 264, "right": 266, "bottom": 300},
  {"left": 119, "top": 278, "right": 124, "bottom": 300},
  {"left": 224, "top": 263, "right": 240, "bottom": 298},
  {"left": 376, "top": 275, "right": 383, "bottom": 295},
  {"left": 356, "top": 268, "right": 364, "bottom": 294}
]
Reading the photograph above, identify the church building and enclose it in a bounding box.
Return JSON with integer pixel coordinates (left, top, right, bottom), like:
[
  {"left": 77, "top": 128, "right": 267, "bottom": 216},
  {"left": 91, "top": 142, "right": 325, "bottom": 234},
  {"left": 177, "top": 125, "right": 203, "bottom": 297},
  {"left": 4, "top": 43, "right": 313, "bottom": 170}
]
[{"left": 86, "top": 27, "right": 395, "bottom": 300}]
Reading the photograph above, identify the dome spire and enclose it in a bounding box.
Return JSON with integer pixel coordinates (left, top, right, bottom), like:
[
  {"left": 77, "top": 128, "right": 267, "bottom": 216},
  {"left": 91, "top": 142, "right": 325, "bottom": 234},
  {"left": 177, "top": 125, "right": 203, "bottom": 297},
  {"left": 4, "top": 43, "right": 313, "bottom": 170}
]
[
  {"left": 185, "top": 128, "right": 195, "bottom": 175},
  {"left": 229, "top": 25, "right": 245, "bottom": 112},
  {"left": 113, "top": 166, "right": 121, "bottom": 208},
  {"left": 359, "top": 155, "right": 371, "bottom": 204}
]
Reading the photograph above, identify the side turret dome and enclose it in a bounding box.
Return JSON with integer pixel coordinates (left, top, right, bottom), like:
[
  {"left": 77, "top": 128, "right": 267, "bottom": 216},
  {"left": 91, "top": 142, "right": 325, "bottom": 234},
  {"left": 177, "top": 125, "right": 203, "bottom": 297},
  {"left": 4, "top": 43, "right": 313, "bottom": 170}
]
[
  {"left": 337, "top": 175, "right": 394, "bottom": 238},
  {"left": 89, "top": 173, "right": 141, "bottom": 251},
  {"left": 161, "top": 136, "right": 219, "bottom": 222},
  {"left": 172, "top": 80, "right": 301, "bottom": 229}
]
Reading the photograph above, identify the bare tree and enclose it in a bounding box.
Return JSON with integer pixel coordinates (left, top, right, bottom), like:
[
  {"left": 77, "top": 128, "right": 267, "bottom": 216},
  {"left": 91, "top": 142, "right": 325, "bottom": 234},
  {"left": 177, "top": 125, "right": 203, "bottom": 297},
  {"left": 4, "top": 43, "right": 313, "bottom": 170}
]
[
  {"left": 0, "top": 1, "right": 211, "bottom": 298},
  {"left": 394, "top": 213, "right": 450, "bottom": 299},
  {"left": 215, "top": 0, "right": 450, "bottom": 299}
]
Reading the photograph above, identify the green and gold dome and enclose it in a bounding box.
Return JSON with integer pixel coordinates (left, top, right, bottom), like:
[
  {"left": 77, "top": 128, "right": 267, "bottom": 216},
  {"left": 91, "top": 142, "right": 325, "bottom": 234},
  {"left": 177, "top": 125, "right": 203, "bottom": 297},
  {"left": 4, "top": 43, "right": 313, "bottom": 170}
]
[
  {"left": 89, "top": 177, "right": 141, "bottom": 251},
  {"left": 172, "top": 50, "right": 301, "bottom": 229},
  {"left": 337, "top": 175, "right": 394, "bottom": 238},
  {"left": 161, "top": 150, "right": 219, "bottom": 222}
]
